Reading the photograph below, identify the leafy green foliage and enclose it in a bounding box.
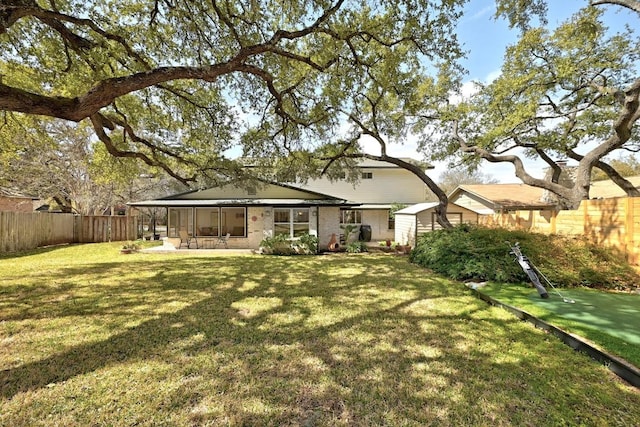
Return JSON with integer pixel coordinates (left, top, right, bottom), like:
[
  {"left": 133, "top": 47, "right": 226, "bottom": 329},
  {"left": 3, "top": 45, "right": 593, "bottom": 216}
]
[
  {"left": 1, "top": 0, "right": 466, "bottom": 187},
  {"left": 259, "top": 233, "right": 318, "bottom": 255},
  {"left": 592, "top": 154, "right": 640, "bottom": 181},
  {"left": 435, "top": 5, "right": 640, "bottom": 209},
  {"left": 346, "top": 241, "right": 368, "bottom": 253},
  {"left": 339, "top": 224, "right": 360, "bottom": 242},
  {"left": 409, "top": 225, "right": 640, "bottom": 290}
]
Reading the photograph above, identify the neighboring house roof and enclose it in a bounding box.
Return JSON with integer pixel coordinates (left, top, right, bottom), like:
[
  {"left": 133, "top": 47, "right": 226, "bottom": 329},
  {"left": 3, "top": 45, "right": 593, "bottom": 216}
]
[
  {"left": 128, "top": 180, "right": 354, "bottom": 207},
  {"left": 394, "top": 202, "right": 478, "bottom": 215},
  {"left": 0, "top": 187, "right": 38, "bottom": 200},
  {"left": 589, "top": 176, "right": 640, "bottom": 199},
  {"left": 449, "top": 184, "right": 556, "bottom": 212}
]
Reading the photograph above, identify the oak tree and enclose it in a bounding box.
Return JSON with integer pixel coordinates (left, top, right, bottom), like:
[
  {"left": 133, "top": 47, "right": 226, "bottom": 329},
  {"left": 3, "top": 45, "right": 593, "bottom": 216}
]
[
  {"left": 1, "top": 0, "right": 463, "bottom": 189},
  {"left": 433, "top": 1, "right": 640, "bottom": 209}
]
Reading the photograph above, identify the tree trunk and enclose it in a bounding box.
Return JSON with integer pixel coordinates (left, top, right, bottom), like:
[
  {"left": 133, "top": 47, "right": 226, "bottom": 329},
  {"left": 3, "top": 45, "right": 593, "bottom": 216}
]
[{"left": 343, "top": 154, "right": 453, "bottom": 229}]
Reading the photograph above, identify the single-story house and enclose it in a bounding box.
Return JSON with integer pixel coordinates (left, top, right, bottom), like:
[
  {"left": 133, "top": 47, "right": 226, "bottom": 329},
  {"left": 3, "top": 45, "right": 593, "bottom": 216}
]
[
  {"left": 448, "top": 184, "right": 557, "bottom": 214},
  {"left": 129, "top": 181, "right": 357, "bottom": 250},
  {"left": 394, "top": 202, "right": 479, "bottom": 246}
]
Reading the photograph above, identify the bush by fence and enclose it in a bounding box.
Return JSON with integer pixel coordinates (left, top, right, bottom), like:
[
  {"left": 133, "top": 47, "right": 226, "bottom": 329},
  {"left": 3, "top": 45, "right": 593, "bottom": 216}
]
[
  {"left": 479, "top": 196, "right": 640, "bottom": 265},
  {"left": 0, "top": 212, "right": 138, "bottom": 253}
]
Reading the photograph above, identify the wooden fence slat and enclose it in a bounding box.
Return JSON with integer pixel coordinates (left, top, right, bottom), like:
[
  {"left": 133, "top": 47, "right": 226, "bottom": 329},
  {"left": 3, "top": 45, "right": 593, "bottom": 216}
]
[
  {"left": 0, "top": 213, "right": 137, "bottom": 253},
  {"left": 480, "top": 196, "right": 640, "bottom": 266}
]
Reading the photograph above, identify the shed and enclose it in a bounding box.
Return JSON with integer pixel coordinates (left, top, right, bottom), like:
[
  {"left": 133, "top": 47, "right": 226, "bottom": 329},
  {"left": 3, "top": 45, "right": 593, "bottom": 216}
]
[{"left": 394, "top": 202, "right": 479, "bottom": 245}]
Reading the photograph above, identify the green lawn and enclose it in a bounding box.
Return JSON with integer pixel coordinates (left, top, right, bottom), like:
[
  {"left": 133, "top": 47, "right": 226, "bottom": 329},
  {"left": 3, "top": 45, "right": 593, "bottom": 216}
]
[
  {"left": 480, "top": 282, "right": 640, "bottom": 368},
  {"left": 1, "top": 243, "right": 639, "bottom": 426}
]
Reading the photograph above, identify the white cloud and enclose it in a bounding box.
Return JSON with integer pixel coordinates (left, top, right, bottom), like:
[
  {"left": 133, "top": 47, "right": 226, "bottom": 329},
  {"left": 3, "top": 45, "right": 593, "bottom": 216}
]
[{"left": 463, "top": 5, "right": 494, "bottom": 23}]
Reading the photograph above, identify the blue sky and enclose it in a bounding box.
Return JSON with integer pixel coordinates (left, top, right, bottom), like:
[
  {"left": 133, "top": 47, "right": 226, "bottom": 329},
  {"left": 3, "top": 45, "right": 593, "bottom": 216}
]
[{"left": 381, "top": 0, "right": 640, "bottom": 183}]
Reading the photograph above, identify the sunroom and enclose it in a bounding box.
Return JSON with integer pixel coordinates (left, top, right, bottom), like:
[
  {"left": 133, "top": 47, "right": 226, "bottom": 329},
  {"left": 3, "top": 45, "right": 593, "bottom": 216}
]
[{"left": 128, "top": 181, "right": 354, "bottom": 249}]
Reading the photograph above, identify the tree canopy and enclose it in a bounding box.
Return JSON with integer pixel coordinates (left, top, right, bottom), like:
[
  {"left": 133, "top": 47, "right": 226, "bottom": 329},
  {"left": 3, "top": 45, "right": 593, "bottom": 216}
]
[
  {"left": 437, "top": 1, "right": 640, "bottom": 208},
  {"left": 5, "top": 1, "right": 640, "bottom": 217},
  {"left": 0, "top": 0, "right": 464, "bottom": 188}
]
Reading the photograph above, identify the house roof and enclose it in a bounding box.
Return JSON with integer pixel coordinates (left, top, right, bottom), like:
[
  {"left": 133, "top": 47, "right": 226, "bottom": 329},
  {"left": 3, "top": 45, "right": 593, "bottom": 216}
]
[
  {"left": 128, "top": 180, "right": 355, "bottom": 208},
  {"left": 449, "top": 184, "right": 555, "bottom": 211},
  {"left": 242, "top": 157, "right": 432, "bottom": 170},
  {"left": 0, "top": 187, "right": 38, "bottom": 200},
  {"left": 349, "top": 158, "right": 432, "bottom": 169},
  {"left": 130, "top": 198, "right": 355, "bottom": 207}
]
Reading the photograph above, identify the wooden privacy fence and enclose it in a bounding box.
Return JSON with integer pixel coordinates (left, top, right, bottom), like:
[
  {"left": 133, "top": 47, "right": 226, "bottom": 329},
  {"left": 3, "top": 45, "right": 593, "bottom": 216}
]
[
  {"left": 479, "top": 196, "right": 640, "bottom": 265},
  {"left": 0, "top": 212, "right": 138, "bottom": 253},
  {"left": 75, "top": 215, "right": 138, "bottom": 243}
]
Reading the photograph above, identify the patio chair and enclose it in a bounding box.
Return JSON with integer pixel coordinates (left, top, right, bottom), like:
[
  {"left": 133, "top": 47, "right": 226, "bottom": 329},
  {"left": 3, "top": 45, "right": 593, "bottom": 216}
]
[
  {"left": 214, "top": 232, "right": 230, "bottom": 249},
  {"left": 178, "top": 230, "right": 198, "bottom": 249}
]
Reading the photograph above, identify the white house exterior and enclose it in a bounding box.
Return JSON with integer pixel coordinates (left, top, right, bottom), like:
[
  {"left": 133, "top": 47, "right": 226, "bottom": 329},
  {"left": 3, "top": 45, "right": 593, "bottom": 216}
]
[
  {"left": 394, "top": 202, "right": 479, "bottom": 246},
  {"left": 130, "top": 159, "right": 434, "bottom": 250},
  {"left": 299, "top": 158, "right": 433, "bottom": 243}
]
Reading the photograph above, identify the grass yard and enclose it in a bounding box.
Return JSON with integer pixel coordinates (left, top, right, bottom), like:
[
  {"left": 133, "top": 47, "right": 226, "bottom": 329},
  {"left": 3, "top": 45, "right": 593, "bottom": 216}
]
[{"left": 1, "top": 243, "right": 639, "bottom": 426}]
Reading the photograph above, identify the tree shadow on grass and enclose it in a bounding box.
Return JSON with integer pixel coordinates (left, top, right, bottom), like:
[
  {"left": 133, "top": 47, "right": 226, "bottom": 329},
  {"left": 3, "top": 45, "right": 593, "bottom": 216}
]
[{"left": 2, "top": 254, "right": 639, "bottom": 425}]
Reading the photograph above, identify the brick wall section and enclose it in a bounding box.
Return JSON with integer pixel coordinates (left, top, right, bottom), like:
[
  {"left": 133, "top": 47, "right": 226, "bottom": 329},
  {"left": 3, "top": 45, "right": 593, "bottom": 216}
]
[
  {"left": 318, "top": 206, "right": 341, "bottom": 250},
  {"left": 0, "top": 196, "right": 34, "bottom": 213}
]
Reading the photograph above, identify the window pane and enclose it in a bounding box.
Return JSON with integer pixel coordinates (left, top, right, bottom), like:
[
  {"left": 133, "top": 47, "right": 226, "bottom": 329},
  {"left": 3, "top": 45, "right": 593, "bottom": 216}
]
[
  {"left": 196, "top": 208, "right": 219, "bottom": 236},
  {"left": 293, "top": 209, "right": 309, "bottom": 223},
  {"left": 222, "top": 207, "right": 245, "bottom": 236},
  {"left": 169, "top": 208, "right": 192, "bottom": 237},
  {"left": 274, "top": 223, "right": 290, "bottom": 237},
  {"left": 340, "top": 209, "right": 362, "bottom": 224},
  {"left": 293, "top": 223, "right": 309, "bottom": 237},
  {"left": 274, "top": 209, "right": 290, "bottom": 223}
]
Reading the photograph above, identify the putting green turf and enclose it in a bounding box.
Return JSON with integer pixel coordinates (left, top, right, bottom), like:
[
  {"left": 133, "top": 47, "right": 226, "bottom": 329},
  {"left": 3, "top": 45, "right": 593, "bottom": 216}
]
[{"left": 482, "top": 284, "right": 640, "bottom": 346}]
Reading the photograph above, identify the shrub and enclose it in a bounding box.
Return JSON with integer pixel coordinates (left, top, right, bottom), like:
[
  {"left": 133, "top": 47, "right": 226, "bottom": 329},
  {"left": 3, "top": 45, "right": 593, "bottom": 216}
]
[
  {"left": 297, "top": 233, "right": 319, "bottom": 254},
  {"left": 346, "top": 241, "right": 368, "bottom": 253},
  {"left": 409, "top": 225, "right": 640, "bottom": 291},
  {"left": 260, "top": 233, "right": 318, "bottom": 255},
  {"left": 121, "top": 241, "right": 142, "bottom": 252}
]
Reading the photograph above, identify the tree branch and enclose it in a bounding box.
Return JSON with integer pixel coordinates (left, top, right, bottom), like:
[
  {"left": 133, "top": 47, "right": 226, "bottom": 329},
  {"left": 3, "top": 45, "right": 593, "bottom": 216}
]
[
  {"left": 590, "top": 0, "right": 640, "bottom": 13},
  {"left": 567, "top": 150, "right": 640, "bottom": 196},
  {"left": 89, "top": 113, "right": 196, "bottom": 186}
]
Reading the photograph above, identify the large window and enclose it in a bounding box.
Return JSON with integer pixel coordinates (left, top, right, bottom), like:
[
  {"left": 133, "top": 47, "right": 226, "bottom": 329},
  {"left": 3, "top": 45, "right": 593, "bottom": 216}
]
[
  {"left": 340, "top": 209, "right": 362, "bottom": 225},
  {"left": 168, "top": 208, "right": 193, "bottom": 237},
  {"left": 222, "top": 207, "right": 246, "bottom": 236},
  {"left": 274, "top": 208, "right": 310, "bottom": 238},
  {"left": 195, "top": 208, "right": 219, "bottom": 236},
  {"left": 170, "top": 207, "right": 246, "bottom": 237}
]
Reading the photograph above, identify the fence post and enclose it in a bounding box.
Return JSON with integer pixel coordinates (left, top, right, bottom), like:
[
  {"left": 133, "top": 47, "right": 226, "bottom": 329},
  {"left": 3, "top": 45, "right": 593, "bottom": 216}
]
[{"left": 625, "top": 197, "right": 635, "bottom": 264}]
